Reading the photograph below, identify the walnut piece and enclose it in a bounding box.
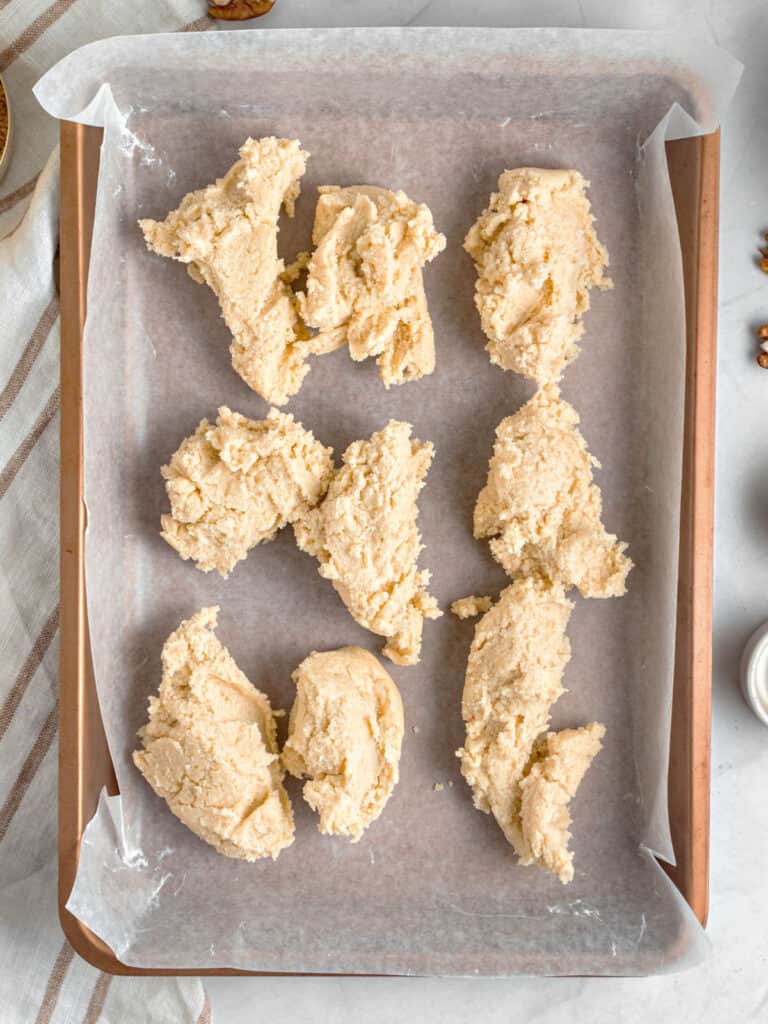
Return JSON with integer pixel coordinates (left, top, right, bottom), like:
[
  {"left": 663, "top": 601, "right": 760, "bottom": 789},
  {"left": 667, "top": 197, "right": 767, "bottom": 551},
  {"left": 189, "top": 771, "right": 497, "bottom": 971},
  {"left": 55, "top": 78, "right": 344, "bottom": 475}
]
[{"left": 208, "top": 0, "right": 275, "bottom": 20}]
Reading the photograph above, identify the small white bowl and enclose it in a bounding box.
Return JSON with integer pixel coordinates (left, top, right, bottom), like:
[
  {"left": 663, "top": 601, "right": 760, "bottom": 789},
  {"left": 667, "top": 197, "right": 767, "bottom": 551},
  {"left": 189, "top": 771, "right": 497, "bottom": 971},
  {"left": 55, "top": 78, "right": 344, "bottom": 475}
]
[{"left": 740, "top": 622, "right": 768, "bottom": 727}]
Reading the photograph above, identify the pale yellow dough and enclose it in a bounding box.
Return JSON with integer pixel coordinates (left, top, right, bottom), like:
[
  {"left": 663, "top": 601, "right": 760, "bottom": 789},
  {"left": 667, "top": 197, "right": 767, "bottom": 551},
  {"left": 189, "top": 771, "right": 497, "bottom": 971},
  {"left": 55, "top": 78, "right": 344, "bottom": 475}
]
[
  {"left": 298, "top": 186, "right": 446, "bottom": 387},
  {"left": 457, "top": 579, "right": 603, "bottom": 883},
  {"left": 474, "top": 386, "right": 632, "bottom": 599},
  {"left": 139, "top": 137, "right": 312, "bottom": 406},
  {"left": 458, "top": 578, "right": 571, "bottom": 828},
  {"left": 450, "top": 595, "right": 493, "bottom": 619},
  {"left": 464, "top": 168, "right": 611, "bottom": 384},
  {"left": 161, "top": 406, "right": 333, "bottom": 577},
  {"left": 294, "top": 420, "right": 441, "bottom": 665},
  {"left": 517, "top": 723, "right": 605, "bottom": 884},
  {"left": 282, "top": 647, "right": 404, "bottom": 840},
  {"left": 133, "top": 607, "right": 294, "bottom": 861}
]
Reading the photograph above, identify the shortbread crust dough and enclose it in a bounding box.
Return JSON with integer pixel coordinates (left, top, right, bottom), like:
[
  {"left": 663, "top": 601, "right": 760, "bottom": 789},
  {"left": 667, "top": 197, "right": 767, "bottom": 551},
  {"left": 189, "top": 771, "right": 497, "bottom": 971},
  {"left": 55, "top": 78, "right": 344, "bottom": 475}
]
[
  {"left": 458, "top": 579, "right": 572, "bottom": 830},
  {"left": 457, "top": 580, "right": 604, "bottom": 883},
  {"left": 140, "top": 137, "right": 312, "bottom": 406},
  {"left": 464, "top": 168, "right": 611, "bottom": 384},
  {"left": 298, "top": 186, "right": 446, "bottom": 387},
  {"left": 294, "top": 420, "right": 441, "bottom": 666},
  {"left": 474, "top": 386, "right": 632, "bottom": 599},
  {"left": 450, "top": 595, "right": 493, "bottom": 619},
  {"left": 282, "top": 647, "right": 404, "bottom": 840},
  {"left": 133, "top": 607, "right": 294, "bottom": 861},
  {"left": 161, "top": 406, "right": 333, "bottom": 577},
  {"left": 516, "top": 722, "right": 605, "bottom": 884}
]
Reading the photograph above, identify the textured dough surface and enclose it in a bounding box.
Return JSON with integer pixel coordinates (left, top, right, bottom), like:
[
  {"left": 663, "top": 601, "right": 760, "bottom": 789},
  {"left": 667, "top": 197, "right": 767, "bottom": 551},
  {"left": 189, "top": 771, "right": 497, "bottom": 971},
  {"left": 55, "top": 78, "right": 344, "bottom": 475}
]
[
  {"left": 516, "top": 722, "right": 605, "bottom": 883},
  {"left": 457, "top": 579, "right": 602, "bottom": 882},
  {"left": 474, "top": 386, "right": 632, "bottom": 598},
  {"left": 294, "top": 420, "right": 441, "bottom": 665},
  {"left": 140, "top": 137, "right": 312, "bottom": 406},
  {"left": 298, "top": 186, "right": 446, "bottom": 387},
  {"left": 282, "top": 647, "right": 404, "bottom": 840},
  {"left": 450, "top": 595, "right": 493, "bottom": 619},
  {"left": 458, "top": 578, "right": 572, "bottom": 833},
  {"left": 133, "top": 607, "right": 295, "bottom": 861},
  {"left": 161, "top": 406, "right": 334, "bottom": 577},
  {"left": 464, "top": 168, "right": 611, "bottom": 384}
]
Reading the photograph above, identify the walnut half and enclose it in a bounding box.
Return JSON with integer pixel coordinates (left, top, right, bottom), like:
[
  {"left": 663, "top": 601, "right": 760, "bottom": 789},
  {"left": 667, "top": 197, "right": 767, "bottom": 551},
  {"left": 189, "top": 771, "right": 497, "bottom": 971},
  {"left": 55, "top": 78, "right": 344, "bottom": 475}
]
[{"left": 208, "top": 0, "right": 275, "bottom": 20}]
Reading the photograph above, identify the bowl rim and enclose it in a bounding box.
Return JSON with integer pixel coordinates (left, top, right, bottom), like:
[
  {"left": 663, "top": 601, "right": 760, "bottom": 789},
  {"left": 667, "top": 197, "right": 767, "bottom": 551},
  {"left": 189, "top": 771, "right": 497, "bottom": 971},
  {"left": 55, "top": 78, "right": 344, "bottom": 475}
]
[
  {"left": 739, "top": 622, "right": 768, "bottom": 728},
  {"left": 0, "top": 73, "right": 13, "bottom": 177}
]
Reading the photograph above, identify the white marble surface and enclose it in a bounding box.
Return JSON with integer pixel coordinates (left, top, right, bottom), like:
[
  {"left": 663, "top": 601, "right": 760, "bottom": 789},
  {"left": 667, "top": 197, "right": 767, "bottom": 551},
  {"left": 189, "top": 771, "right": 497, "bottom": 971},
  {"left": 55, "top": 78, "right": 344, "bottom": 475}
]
[{"left": 206, "top": 2, "right": 768, "bottom": 1019}]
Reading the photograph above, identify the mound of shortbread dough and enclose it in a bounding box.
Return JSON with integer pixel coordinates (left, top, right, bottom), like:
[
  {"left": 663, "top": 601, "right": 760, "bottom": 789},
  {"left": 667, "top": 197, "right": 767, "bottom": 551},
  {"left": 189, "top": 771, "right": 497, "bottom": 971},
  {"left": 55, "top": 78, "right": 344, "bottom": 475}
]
[
  {"left": 458, "top": 579, "right": 572, "bottom": 828},
  {"left": 516, "top": 723, "right": 605, "bottom": 884},
  {"left": 282, "top": 647, "right": 404, "bottom": 840},
  {"left": 161, "top": 406, "right": 333, "bottom": 577},
  {"left": 297, "top": 185, "right": 446, "bottom": 387},
  {"left": 140, "top": 137, "right": 312, "bottom": 406},
  {"left": 133, "top": 607, "right": 295, "bottom": 861},
  {"left": 464, "top": 168, "right": 611, "bottom": 384},
  {"left": 457, "top": 579, "right": 603, "bottom": 883},
  {"left": 474, "top": 386, "right": 632, "bottom": 599},
  {"left": 294, "top": 420, "right": 441, "bottom": 666}
]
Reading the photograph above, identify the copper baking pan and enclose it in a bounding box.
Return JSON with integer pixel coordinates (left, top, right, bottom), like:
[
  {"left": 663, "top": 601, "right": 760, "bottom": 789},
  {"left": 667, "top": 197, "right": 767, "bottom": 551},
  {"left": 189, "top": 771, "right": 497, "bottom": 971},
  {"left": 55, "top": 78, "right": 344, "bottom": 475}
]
[{"left": 59, "top": 120, "right": 718, "bottom": 975}]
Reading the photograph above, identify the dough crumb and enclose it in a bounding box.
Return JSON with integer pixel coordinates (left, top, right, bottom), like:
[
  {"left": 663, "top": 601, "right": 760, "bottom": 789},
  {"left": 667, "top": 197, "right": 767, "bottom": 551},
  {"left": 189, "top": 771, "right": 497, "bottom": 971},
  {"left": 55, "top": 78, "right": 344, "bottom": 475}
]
[
  {"left": 448, "top": 780, "right": 454, "bottom": 788},
  {"left": 161, "top": 406, "right": 333, "bottom": 576},
  {"left": 433, "top": 783, "right": 444, "bottom": 792},
  {"left": 412, "top": 725, "right": 420, "bottom": 734},
  {"left": 517, "top": 722, "right": 605, "bottom": 884},
  {"left": 140, "top": 137, "right": 313, "bottom": 406},
  {"left": 450, "top": 595, "right": 493, "bottom": 619},
  {"left": 283, "top": 647, "right": 404, "bottom": 840},
  {"left": 294, "top": 420, "right": 441, "bottom": 665},
  {"left": 133, "top": 607, "right": 294, "bottom": 861},
  {"left": 457, "top": 578, "right": 602, "bottom": 883},
  {"left": 464, "top": 168, "right": 611, "bottom": 384},
  {"left": 298, "top": 186, "right": 446, "bottom": 387},
  {"left": 474, "top": 386, "right": 632, "bottom": 598}
]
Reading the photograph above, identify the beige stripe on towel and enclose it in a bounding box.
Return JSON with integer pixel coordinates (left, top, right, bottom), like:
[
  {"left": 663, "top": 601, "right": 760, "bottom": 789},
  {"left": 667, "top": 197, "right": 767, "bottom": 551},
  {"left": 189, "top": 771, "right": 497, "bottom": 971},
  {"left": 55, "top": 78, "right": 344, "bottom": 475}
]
[
  {"left": 0, "top": 605, "right": 59, "bottom": 742},
  {"left": 0, "top": 385, "right": 59, "bottom": 500},
  {"left": 33, "top": 942, "right": 75, "bottom": 1024},
  {"left": 0, "top": 704, "right": 57, "bottom": 843},
  {"left": 0, "top": 0, "right": 81, "bottom": 73},
  {"left": 0, "top": 296, "right": 58, "bottom": 422},
  {"left": 0, "top": 174, "right": 41, "bottom": 216},
  {"left": 82, "top": 973, "right": 113, "bottom": 1024}
]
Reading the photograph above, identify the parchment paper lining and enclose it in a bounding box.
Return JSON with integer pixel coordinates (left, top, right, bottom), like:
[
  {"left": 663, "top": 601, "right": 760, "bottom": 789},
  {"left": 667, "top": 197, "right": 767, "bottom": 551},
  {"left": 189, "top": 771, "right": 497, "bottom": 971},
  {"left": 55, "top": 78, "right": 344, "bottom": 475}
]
[{"left": 34, "top": 28, "right": 740, "bottom": 975}]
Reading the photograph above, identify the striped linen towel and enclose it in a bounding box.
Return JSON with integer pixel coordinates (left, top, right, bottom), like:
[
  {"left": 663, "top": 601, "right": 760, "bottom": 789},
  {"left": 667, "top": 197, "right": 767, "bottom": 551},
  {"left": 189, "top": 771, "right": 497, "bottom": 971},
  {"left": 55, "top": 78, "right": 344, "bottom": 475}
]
[{"left": 0, "top": 2, "right": 218, "bottom": 1019}]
